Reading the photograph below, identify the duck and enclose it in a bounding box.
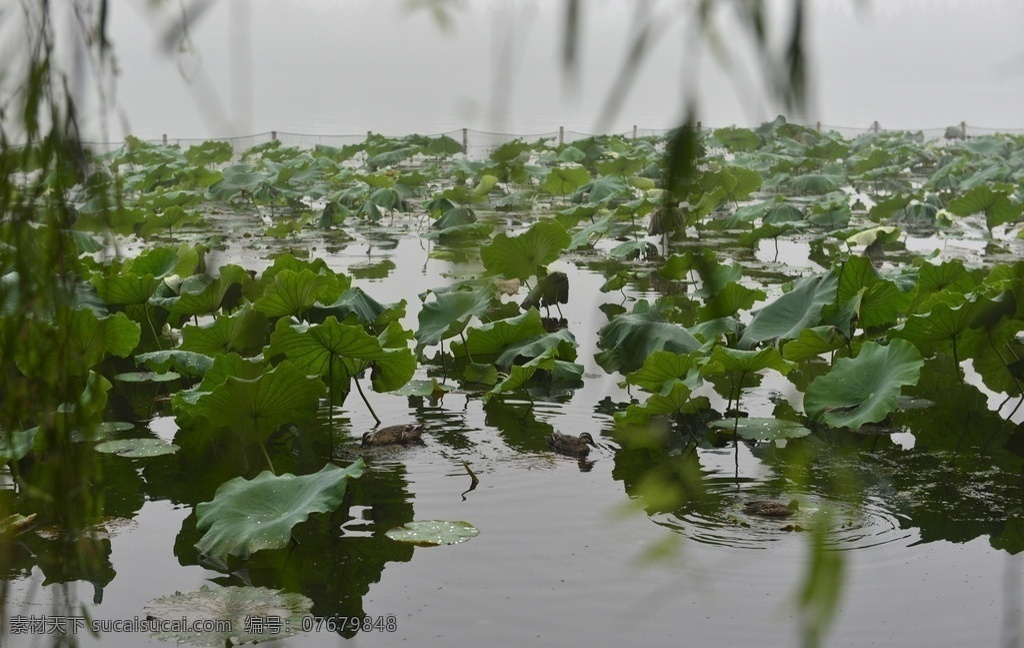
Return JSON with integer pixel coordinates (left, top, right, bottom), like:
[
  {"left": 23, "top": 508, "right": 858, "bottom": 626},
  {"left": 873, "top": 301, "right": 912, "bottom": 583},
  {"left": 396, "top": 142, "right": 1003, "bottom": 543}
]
[
  {"left": 743, "top": 499, "right": 800, "bottom": 518},
  {"left": 547, "top": 431, "right": 598, "bottom": 457},
  {"left": 361, "top": 424, "right": 424, "bottom": 447}
]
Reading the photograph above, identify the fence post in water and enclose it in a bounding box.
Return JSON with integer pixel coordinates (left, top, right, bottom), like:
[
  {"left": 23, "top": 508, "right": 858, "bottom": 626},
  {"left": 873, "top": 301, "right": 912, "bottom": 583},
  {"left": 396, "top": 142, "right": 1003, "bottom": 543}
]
[
  {"left": 632, "top": 125, "right": 637, "bottom": 140},
  {"left": 462, "top": 128, "right": 468, "bottom": 153},
  {"left": 961, "top": 121, "right": 968, "bottom": 139},
  {"left": 559, "top": 126, "right": 564, "bottom": 146},
  {"left": 816, "top": 121, "right": 821, "bottom": 131},
  {"left": 162, "top": 134, "right": 167, "bottom": 146},
  {"left": 271, "top": 131, "right": 277, "bottom": 142},
  {"left": 871, "top": 121, "right": 880, "bottom": 134}
]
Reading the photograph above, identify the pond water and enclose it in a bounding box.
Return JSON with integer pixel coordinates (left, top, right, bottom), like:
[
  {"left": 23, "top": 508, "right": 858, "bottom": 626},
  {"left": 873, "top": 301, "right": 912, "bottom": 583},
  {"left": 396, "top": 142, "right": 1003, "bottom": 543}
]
[
  {"left": 8, "top": 127, "right": 1024, "bottom": 648},
  {"left": 8, "top": 197, "right": 1024, "bottom": 648}
]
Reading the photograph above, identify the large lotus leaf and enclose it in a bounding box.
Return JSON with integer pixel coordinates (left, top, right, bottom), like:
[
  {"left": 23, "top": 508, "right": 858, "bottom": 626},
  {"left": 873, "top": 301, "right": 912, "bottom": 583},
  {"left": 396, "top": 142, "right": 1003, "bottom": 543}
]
[
  {"left": 179, "top": 305, "right": 269, "bottom": 356},
  {"left": 697, "top": 281, "right": 765, "bottom": 320},
  {"left": 580, "top": 175, "right": 632, "bottom": 204},
  {"left": 892, "top": 291, "right": 1012, "bottom": 353},
  {"left": 427, "top": 134, "right": 464, "bottom": 156},
  {"left": 450, "top": 309, "right": 546, "bottom": 359},
  {"left": 195, "top": 461, "right": 364, "bottom": 560},
  {"left": 416, "top": 284, "right": 496, "bottom": 346},
  {"left": 836, "top": 257, "right": 910, "bottom": 329},
  {"left": 268, "top": 317, "right": 415, "bottom": 398},
  {"left": 0, "top": 427, "right": 37, "bottom": 462},
  {"left": 595, "top": 301, "right": 703, "bottom": 375},
  {"left": 206, "top": 163, "right": 268, "bottom": 201},
  {"left": 254, "top": 268, "right": 349, "bottom": 319},
  {"left": 309, "top": 288, "right": 405, "bottom": 330},
  {"left": 781, "top": 326, "right": 846, "bottom": 362},
  {"left": 568, "top": 212, "right": 614, "bottom": 250},
  {"left": 151, "top": 264, "right": 252, "bottom": 317},
  {"left": 624, "top": 350, "right": 704, "bottom": 394},
  {"left": 17, "top": 309, "right": 140, "bottom": 381},
  {"left": 493, "top": 328, "right": 578, "bottom": 369},
  {"left": 95, "top": 438, "right": 179, "bottom": 458},
  {"left": 804, "top": 339, "right": 923, "bottom": 430},
  {"left": 788, "top": 173, "right": 842, "bottom": 194},
  {"left": 945, "top": 184, "right": 1023, "bottom": 232},
  {"left": 386, "top": 520, "right": 479, "bottom": 546},
  {"left": 738, "top": 272, "right": 837, "bottom": 349},
  {"left": 480, "top": 220, "right": 571, "bottom": 281},
  {"left": 91, "top": 272, "right": 162, "bottom": 306},
  {"left": 190, "top": 360, "right": 325, "bottom": 444},
  {"left": 914, "top": 259, "right": 979, "bottom": 303},
  {"left": 710, "top": 126, "right": 761, "bottom": 152},
  {"left": 614, "top": 381, "right": 705, "bottom": 427},
  {"left": 706, "top": 346, "right": 795, "bottom": 376}
]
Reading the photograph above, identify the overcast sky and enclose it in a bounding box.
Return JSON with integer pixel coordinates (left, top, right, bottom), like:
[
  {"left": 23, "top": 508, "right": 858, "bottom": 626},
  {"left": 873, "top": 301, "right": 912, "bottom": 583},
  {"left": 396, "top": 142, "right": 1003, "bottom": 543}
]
[{"left": 69, "top": 0, "right": 1024, "bottom": 141}]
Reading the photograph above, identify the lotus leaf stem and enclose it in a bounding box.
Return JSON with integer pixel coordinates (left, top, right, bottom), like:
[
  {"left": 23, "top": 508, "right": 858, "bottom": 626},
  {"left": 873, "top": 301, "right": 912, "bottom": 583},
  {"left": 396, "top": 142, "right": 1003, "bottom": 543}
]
[{"left": 353, "top": 375, "right": 381, "bottom": 426}]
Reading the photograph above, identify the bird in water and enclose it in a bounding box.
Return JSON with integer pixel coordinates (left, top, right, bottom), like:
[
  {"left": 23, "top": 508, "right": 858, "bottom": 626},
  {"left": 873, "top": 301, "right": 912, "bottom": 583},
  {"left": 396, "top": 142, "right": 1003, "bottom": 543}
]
[
  {"left": 743, "top": 499, "right": 800, "bottom": 518},
  {"left": 547, "top": 431, "right": 598, "bottom": 457},
  {"left": 361, "top": 424, "right": 424, "bottom": 447}
]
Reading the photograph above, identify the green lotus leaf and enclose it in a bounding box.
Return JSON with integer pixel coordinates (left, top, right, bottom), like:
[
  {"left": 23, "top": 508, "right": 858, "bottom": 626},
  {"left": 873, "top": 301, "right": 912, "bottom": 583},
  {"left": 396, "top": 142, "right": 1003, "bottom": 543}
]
[
  {"left": 946, "top": 184, "right": 1024, "bottom": 232},
  {"left": 624, "top": 350, "right": 704, "bottom": 394},
  {"left": 697, "top": 281, "right": 765, "bottom": 320},
  {"left": 253, "top": 268, "right": 349, "bottom": 319},
  {"left": 151, "top": 264, "right": 252, "bottom": 317},
  {"left": 846, "top": 225, "right": 900, "bottom": 248},
  {"left": 206, "top": 163, "right": 268, "bottom": 201},
  {"left": 788, "top": 172, "right": 843, "bottom": 194},
  {"left": 385, "top": 520, "right": 479, "bottom": 546},
  {"left": 836, "top": 257, "right": 911, "bottom": 329},
  {"left": 91, "top": 272, "right": 162, "bottom": 306},
  {"left": 190, "top": 360, "right": 325, "bottom": 444},
  {"left": 738, "top": 272, "right": 837, "bottom": 349},
  {"left": 595, "top": 301, "right": 703, "bottom": 375},
  {"left": 0, "top": 427, "right": 37, "bottom": 462},
  {"left": 416, "top": 283, "right": 496, "bottom": 346},
  {"left": 541, "top": 165, "right": 591, "bottom": 197},
  {"left": 892, "top": 291, "right": 1012, "bottom": 353},
  {"left": 614, "top": 381, "right": 703, "bottom": 426},
  {"left": 195, "top": 460, "right": 364, "bottom": 561},
  {"left": 707, "top": 346, "right": 795, "bottom": 376},
  {"left": 579, "top": 175, "right": 632, "bottom": 204},
  {"left": 17, "top": 309, "right": 141, "bottom": 381},
  {"left": 268, "top": 317, "right": 415, "bottom": 402},
  {"left": 433, "top": 206, "right": 477, "bottom": 229},
  {"left": 480, "top": 219, "right": 571, "bottom": 281},
  {"left": 135, "top": 349, "right": 214, "bottom": 378},
  {"left": 394, "top": 378, "right": 455, "bottom": 397},
  {"left": 427, "top": 134, "right": 464, "bottom": 156},
  {"left": 95, "top": 438, "right": 180, "bottom": 458},
  {"left": 804, "top": 339, "right": 923, "bottom": 430},
  {"left": 710, "top": 126, "right": 761, "bottom": 152},
  {"left": 450, "top": 309, "right": 546, "bottom": 359},
  {"left": 309, "top": 288, "right": 406, "bottom": 330},
  {"left": 707, "top": 418, "right": 811, "bottom": 441},
  {"left": 113, "top": 371, "right": 180, "bottom": 383},
  {"left": 781, "top": 326, "right": 846, "bottom": 362},
  {"left": 493, "top": 328, "right": 578, "bottom": 369},
  {"left": 179, "top": 305, "right": 269, "bottom": 356}
]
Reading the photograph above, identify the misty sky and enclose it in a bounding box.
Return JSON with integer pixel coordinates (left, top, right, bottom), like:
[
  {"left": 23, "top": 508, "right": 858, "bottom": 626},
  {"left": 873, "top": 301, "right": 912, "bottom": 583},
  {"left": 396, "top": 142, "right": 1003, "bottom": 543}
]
[{"left": 73, "top": 0, "right": 1024, "bottom": 141}]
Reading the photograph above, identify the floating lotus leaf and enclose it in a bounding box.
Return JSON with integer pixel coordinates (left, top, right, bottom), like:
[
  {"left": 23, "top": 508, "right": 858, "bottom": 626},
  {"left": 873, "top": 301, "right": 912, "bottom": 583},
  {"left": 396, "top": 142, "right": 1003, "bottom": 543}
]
[
  {"left": 151, "top": 264, "right": 252, "bottom": 317},
  {"left": 708, "top": 418, "right": 811, "bottom": 441},
  {"left": 95, "top": 438, "right": 179, "bottom": 458},
  {"left": 144, "top": 585, "right": 312, "bottom": 645},
  {"left": 136, "top": 349, "right": 214, "bottom": 378},
  {"left": 195, "top": 461, "right": 364, "bottom": 560},
  {"left": 707, "top": 346, "right": 795, "bottom": 376},
  {"left": 450, "top": 309, "right": 546, "bottom": 359},
  {"left": 113, "top": 371, "right": 180, "bottom": 383},
  {"left": 804, "top": 339, "right": 924, "bottom": 430},
  {"left": 946, "top": 184, "right": 1023, "bottom": 232},
  {"left": 385, "top": 520, "right": 479, "bottom": 546}
]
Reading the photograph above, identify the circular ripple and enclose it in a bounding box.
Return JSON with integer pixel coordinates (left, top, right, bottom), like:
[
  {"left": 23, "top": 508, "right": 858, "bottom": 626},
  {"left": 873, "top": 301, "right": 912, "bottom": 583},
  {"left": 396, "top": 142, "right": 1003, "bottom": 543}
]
[{"left": 650, "top": 491, "right": 915, "bottom": 551}]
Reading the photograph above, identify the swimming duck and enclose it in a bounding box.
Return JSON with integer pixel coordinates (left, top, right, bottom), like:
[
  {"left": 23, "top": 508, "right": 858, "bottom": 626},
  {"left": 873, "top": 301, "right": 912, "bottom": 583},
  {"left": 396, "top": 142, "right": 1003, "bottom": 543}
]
[
  {"left": 743, "top": 499, "right": 800, "bottom": 518},
  {"left": 547, "top": 432, "right": 598, "bottom": 457},
  {"left": 361, "top": 424, "right": 424, "bottom": 447}
]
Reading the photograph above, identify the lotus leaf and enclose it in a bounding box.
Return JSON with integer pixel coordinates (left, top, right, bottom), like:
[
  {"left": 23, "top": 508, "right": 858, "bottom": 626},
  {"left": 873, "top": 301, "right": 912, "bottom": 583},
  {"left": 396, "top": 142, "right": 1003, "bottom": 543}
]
[
  {"left": 708, "top": 418, "right": 811, "bottom": 441},
  {"left": 385, "top": 520, "right": 479, "bottom": 546},
  {"left": 179, "top": 305, "right": 269, "bottom": 356},
  {"left": 195, "top": 460, "right": 364, "bottom": 560},
  {"left": 416, "top": 283, "right": 496, "bottom": 346},
  {"left": 95, "top": 438, "right": 179, "bottom": 458},
  {"left": 480, "top": 220, "right": 571, "bottom": 281},
  {"left": 254, "top": 268, "right": 349, "bottom": 319},
  {"left": 804, "top": 339, "right": 923, "bottom": 430},
  {"left": 738, "top": 272, "right": 837, "bottom": 349},
  {"left": 190, "top": 360, "right": 325, "bottom": 444},
  {"left": 595, "top": 301, "right": 703, "bottom": 374}
]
